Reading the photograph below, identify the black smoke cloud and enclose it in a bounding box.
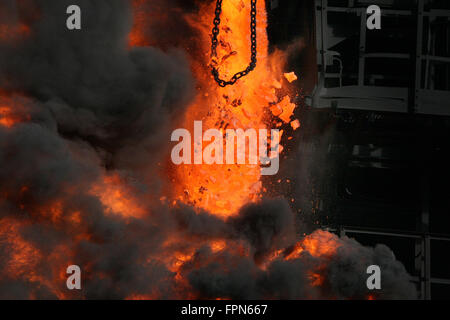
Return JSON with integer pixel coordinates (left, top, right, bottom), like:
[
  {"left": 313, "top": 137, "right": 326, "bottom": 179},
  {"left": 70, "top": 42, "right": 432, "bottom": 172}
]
[
  {"left": 0, "top": 0, "right": 194, "bottom": 299},
  {"left": 0, "top": 0, "right": 194, "bottom": 173},
  {"left": 0, "top": 0, "right": 417, "bottom": 300},
  {"left": 185, "top": 201, "right": 417, "bottom": 300}
]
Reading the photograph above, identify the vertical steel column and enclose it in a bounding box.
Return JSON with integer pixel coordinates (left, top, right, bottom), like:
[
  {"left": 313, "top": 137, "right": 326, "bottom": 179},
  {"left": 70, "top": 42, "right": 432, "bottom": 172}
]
[
  {"left": 313, "top": 0, "right": 327, "bottom": 109},
  {"left": 416, "top": 139, "right": 431, "bottom": 300},
  {"left": 424, "top": 13, "right": 433, "bottom": 90},
  {"left": 322, "top": 0, "right": 328, "bottom": 67},
  {"left": 423, "top": 235, "right": 431, "bottom": 299},
  {"left": 317, "top": 0, "right": 327, "bottom": 82},
  {"left": 358, "top": 8, "right": 367, "bottom": 86},
  {"left": 413, "top": 0, "right": 425, "bottom": 113},
  {"left": 421, "top": 166, "right": 432, "bottom": 300}
]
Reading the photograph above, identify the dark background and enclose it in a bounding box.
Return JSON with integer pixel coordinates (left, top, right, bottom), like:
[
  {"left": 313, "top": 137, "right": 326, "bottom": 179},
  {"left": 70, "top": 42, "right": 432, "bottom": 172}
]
[{"left": 265, "top": 0, "right": 450, "bottom": 299}]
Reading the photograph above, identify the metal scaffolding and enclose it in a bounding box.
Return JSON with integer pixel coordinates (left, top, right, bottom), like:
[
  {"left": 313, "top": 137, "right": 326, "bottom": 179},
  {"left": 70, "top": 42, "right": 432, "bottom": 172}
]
[
  {"left": 309, "top": 0, "right": 450, "bottom": 115},
  {"left": 308, "top": 0, "right": 450, "bottom": 299}
]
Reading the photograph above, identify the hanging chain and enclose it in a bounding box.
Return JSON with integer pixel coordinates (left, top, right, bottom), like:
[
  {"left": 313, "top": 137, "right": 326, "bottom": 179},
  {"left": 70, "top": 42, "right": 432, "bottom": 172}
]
[{"left": 210, "top": 0, "right": 257, "bottom": 87}]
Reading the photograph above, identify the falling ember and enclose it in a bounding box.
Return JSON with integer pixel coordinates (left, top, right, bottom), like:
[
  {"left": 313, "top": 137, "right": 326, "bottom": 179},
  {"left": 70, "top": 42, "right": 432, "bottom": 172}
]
[
  {"left": 284, "top": 72, "right": 298, "bottom": 83},
  {"left": 276, "top": 96, "right": 296, "bottom": 123},
  {"left": 291, "top": 119, "right": 301, "bottom": 131}
]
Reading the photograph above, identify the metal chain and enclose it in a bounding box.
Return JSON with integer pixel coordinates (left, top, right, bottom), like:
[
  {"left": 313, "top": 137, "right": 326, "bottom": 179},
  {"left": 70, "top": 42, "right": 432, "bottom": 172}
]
[{"left": 211, "top": 0, "right": 257, "bottom": 87}]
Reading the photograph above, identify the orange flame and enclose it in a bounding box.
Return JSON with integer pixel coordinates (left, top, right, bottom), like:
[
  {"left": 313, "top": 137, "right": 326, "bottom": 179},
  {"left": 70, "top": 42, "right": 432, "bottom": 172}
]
[
  {"left": 171, "top": 0, "right": 297, "bottom": 217},
  {"left": 91, "top": 173, "right": 148, "bottom": 219},
  {"left": 0, "top": 23, "right": 30, "bottom": 43},
  {"left": 0, "top": 0, "right": 328, "bottom": 300},
  {"left": 0, "top": 95, "right": 31, "bottom": 128}
]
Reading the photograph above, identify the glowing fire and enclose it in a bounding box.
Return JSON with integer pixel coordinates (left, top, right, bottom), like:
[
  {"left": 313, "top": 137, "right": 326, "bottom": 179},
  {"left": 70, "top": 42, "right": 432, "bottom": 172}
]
[
  {"left": 91, "top": 173, "right": 148, "bottom": 219},
  {"left": 0, "top": 106, "right": 17, "bottom": 128},
  {"left": 167, "top": 0, "right": 298, "bottom": 217},
  {"left": 0, "top": 23, "right": 30, "bottom": 43},
  {"left": 129, "top": 0, "right": 152, "bottom": 47},
  {"left": 285, "top": 230, "right": 340, "bottom": 260},
  {"left": 0, "top": 95, "right": 30, "bottom": 128},
  {"left": 0, "top": 0, "right": 305, "bottom": 299},
  {"left": 0, "top": 0, "right": 385, "bottom": 301}
]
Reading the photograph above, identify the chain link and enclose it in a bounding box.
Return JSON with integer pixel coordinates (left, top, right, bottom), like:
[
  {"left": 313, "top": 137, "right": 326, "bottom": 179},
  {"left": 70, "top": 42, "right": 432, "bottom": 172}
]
[{"left": 211, "top": 0, "right": 257, "bottom": 87}]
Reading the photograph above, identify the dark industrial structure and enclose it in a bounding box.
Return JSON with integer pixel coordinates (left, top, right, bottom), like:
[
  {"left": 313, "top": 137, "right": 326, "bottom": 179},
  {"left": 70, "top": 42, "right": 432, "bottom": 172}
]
[{"left": 267, "top": 0, "right": 450, "bottom": 299}]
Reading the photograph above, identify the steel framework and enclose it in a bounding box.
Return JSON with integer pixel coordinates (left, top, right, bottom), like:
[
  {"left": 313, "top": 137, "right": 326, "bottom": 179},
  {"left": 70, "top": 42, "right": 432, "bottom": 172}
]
[
  {"left": 310, "top": 0, "right": 450, "bottom": 115},
  {"left": 309, "top": 0, "right": 450, "bottom": 299}
]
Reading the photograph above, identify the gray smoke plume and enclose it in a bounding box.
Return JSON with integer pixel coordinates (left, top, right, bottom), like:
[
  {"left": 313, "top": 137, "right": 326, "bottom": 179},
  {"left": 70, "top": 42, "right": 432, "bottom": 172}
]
[
  {"left": 0, "top": 0, "right": 417, "bottom": 300},
  {"left": 184, "top": 199, "right": 417, "bottom": 300}
]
